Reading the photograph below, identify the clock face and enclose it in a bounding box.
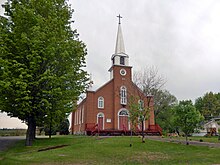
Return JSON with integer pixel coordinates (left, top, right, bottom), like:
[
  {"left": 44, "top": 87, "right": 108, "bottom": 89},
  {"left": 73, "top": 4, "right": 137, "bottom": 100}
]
[{"left": 120, "top": 69, "right": 126, "bottom": 76}]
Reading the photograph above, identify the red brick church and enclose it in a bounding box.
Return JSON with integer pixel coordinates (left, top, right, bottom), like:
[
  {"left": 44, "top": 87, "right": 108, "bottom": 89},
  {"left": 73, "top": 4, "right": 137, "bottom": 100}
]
[{"left": 71, "top": 16, "right": 161, "bottom": 135}]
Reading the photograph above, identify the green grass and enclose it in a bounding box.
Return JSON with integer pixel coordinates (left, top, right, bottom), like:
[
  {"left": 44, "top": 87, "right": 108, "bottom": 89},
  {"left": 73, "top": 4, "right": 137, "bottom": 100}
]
[
  {"left": 1, "top": 135, "right": 220, "bottom": 165},
  {"left": 168, "top": 136, "right": 220, "bottom": 143}
]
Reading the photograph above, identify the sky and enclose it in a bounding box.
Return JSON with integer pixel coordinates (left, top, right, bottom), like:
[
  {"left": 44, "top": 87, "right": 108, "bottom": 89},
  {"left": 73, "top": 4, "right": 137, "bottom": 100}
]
[{"left": 0, "top": 0, "right": 220, "bottom": 128}]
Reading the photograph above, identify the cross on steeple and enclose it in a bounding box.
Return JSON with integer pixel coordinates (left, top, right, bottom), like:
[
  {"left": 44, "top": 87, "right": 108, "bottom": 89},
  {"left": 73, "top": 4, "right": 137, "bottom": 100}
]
[{"left": 117, "top": 14, "right": 122, "bottom": 24}]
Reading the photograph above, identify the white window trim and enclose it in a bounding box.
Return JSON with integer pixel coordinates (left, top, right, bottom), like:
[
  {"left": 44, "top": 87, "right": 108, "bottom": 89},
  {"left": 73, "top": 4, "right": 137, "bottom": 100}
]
[
  {"left": 79, "top": 109, "right": 81, "bottom": 124},
  {"left": 98, "top": 96, "right": 104, "bottom": 109},
  {"left": 120, "top": 86, "right": 127, "bottom": 105},
  {"left": 82, "top": 106, "right": 84, "bottom": 124},
  {"left": 76, "top": 111, "right": 78, "bottom": 125},
  {"left": 74, "top": 111, "right": 76, "bottom": 125}
]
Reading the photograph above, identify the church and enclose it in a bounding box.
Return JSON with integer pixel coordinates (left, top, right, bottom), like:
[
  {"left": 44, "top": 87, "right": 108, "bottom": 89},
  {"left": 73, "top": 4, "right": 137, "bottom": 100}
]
[{"left": 71, "top": 16, "right": 162, "bottom": 135}]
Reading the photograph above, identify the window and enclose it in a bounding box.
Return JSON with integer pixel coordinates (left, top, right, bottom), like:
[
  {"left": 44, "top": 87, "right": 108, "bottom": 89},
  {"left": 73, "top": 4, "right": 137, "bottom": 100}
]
[
  {"left": 98, "top": 97, "right": 104, "bottom": 108},
  {"left": 76, "top": 111, "right": 78, "bottom": 125},
  {"left": 120, "top": 69, "right": 126, "bottom": 76},
  {"left": 119, "top": 110, "right": 129, "bottom": 116},
  {"left": 138, "top": 100, "right": 144, "bottom": 111},
  {"left": 120, "top": 86, "right": 127, "bottom": 105},
  {"left": 74, "top": 111, "right": 76, "bottom": 125},
  {"left": 82, "top": 106, "right": 84, "bottom": 124},
  {"left": 79, "top": 109, "right": 81, "bottom": 124},
  {"left": 120, "top": 57, "right": 125, "bottom": 65}
]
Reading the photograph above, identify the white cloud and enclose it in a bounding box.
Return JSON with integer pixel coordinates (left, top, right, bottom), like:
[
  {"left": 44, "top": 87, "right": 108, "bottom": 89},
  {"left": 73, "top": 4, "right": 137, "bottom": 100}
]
[{"left": 1, "top": 0, "right": 220, "bottom": 128}]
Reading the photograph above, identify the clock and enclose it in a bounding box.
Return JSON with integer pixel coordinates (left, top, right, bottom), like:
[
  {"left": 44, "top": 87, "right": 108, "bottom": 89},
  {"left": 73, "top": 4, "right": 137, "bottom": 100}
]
[{"left": 120, "top": 69, "right": 126, "bottom": 76}]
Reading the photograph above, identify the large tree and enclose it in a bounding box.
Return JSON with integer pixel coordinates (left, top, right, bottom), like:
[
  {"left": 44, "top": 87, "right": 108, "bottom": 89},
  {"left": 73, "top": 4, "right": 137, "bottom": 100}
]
[
  {"left": 195, "top": 92, "right": 220, "bottom": 120},
  {"left": 154, "top": 89, "right": 177, "bottom": 133},
  {"left": 173, "top": 100, "right": 204, "bottom": 145},
  {"left": 0, "top": 0, "right": 88, "bottom": 146}
]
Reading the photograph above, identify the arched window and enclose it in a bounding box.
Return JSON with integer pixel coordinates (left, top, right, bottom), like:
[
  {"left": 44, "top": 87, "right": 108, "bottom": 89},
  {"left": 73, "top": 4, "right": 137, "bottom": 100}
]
[
  {"left": 120, "top": 86, "right": 127, "bottom": 105},
  {"left": 119, "top": 110, "right": 129, "bottom": 116},
  {"left": 98, "top": 96, "right": 104, "bottom": 108},
  {"left": 120, "top": 57, "right": 125, "bottom": 65}
]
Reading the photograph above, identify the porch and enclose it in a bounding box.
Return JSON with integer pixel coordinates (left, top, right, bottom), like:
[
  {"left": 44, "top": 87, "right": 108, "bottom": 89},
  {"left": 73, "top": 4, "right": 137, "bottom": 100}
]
[{"left": 85, "top": 123, "right": 162, "bottom": 136}]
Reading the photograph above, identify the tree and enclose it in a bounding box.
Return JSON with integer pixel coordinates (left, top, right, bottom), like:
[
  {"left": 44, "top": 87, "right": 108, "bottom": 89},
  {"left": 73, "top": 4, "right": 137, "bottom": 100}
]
[
  {"left": 44, "top": 117, "right": 69, "bottom": 136},
  {"left": 173, "top": 100, "right": 204, "bottom": 145},
  {"left": 59, "top": 118, "right": 70, "bottom": 135},
  {"left": 131, "top": 66, "right": 166, "bottom": 142},
  {"left": 195, "top": 92, "right": 220, "bottom": 120},
  {"left": 0, "top": 0, "right": 88, "bottom": 146},
  {"left": 128, "top": 93, "right": 151, "bottom": 143},
  {"left": 153, "top": 89, "right": 177, "bottom": 117},
  {"left": 154, "top": 89, "right": 178, "bottom": 134}
]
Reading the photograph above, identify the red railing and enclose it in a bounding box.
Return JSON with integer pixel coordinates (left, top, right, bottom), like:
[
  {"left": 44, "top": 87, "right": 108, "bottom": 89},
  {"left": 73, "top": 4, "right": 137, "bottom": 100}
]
[
  {"left": 149, "top": 124, "right": 162, "bottom": 135},
  {"left": 122, "top": 124, "right": 127, "bottom": 134},
  {"left": 85, "top": 123, "right": 100, "bottom": 136}
]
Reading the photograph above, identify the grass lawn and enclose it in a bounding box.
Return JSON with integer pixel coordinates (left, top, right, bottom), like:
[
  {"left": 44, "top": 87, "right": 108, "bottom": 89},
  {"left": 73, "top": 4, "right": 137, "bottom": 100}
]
[
  {"left": 1, "top": 135, "right": 220, "bottom": 165},
  {"left": 168, "top": 135, "right": 220, "bottom": 143}
]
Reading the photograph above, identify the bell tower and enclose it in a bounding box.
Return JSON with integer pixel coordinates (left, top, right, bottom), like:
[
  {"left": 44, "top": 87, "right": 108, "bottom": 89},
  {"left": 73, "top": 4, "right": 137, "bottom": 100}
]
[{"left": 109, "top": 15, "right": 131, "bottom": 80}]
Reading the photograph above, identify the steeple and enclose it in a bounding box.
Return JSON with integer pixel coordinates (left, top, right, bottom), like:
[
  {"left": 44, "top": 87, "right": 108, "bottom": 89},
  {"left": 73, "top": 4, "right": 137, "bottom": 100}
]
[
  {"left": 115, "top": 15, "right": 125, "bottom": 54},
  {"left": 109, "top": 15, "right": 132, "bottom": 80},
  {"left": 111, "top": 14, "right": 129, "bottom": 66}
]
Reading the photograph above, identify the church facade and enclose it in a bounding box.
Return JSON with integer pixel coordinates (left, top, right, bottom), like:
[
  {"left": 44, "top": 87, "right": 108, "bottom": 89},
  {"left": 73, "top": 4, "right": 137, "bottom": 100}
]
[{"left": 71, "top": 17, "right": 161, "bottom": 135}]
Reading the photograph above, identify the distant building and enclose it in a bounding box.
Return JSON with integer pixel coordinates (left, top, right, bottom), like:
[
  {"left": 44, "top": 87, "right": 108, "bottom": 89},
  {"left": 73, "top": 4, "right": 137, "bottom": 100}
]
[
  {"left": 193, "top": 118, "right": 220, "bottom": 136},
  {"left": 71, "top": 16, "right": 161, "bottom": 135},
  {"left": 203, "top": 118, "right": 220, "bottom": 135}
]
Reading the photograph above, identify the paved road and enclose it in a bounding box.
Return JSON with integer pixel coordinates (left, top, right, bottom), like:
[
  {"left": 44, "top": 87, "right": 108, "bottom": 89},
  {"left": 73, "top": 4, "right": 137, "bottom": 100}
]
[{"left": 0, "top": 136, "right": 25, "bottom": 151}]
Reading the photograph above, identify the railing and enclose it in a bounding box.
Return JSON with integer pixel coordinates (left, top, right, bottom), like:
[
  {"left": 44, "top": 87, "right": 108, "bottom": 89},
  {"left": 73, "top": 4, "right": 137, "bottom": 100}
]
[
  {"left": 149, "top": 124, "right": 162, "bottom": 135},
  {"left": 122, "top": 124, "right": 127, "bottom": 134},
  {"left": 85, "top": 123, "right": 99, "bottom": 136},
  {"left": 85, "top": 123, "right": 96, "bottom": 130}
]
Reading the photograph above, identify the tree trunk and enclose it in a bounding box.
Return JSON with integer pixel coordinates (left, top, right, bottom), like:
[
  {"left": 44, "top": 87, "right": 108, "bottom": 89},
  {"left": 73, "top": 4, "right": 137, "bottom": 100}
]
[
  {"left": 185, "top": 134, "right": 189, "bottom": 145},
  {"left": 49, "top": 115, "right": 52, "bottom": 139},
  {"left": 141, "top": 120, "right": 145, "bottom": 143},
  {"left": 25, "top": 115, "right": 36, "bottom": 146},
  {"left": 130, "top": 129, "right": 133, "bottom": 147}
]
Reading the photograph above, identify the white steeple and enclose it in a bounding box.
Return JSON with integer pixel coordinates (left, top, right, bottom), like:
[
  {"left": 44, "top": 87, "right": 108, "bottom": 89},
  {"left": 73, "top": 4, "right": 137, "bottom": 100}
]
[
  {"left": 115, "top": 22, "right": 125, "bottom": 54},
  {"left": 111, "top": 14, "right": 129, "bottom": 66}
]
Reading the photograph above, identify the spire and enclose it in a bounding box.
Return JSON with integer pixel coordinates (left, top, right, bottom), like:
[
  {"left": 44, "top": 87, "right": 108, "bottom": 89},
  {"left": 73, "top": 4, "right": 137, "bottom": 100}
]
[{"left": 115, "top": 14, "right": 126, "bottom": 54}]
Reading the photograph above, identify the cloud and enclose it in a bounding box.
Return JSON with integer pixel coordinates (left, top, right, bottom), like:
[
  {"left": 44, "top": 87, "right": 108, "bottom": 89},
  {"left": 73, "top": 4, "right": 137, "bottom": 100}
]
[
  {"left": 1, "top": 0, "right": 220, "bottom": 128},
  {"left": 70, "top": 0, "right": 220, "bottom": 101}
]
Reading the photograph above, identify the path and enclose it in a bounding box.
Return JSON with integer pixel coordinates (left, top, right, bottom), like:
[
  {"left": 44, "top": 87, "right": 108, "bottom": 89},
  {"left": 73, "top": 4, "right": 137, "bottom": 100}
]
[
  {"left": 0, "top": 136, "right": 25, "bottom": 151},
  {"left": 146, "top": 136, "right": 220, "bottom": 148}
]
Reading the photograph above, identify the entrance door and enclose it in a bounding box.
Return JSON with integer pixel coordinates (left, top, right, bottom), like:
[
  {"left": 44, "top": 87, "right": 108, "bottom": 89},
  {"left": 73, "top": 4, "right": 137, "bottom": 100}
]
[
  {"left": 97, "top": 113, "right": 104, "bottom": 130},
  {"left": 118, "top": 110, "right": 129, "bottom": 130}
]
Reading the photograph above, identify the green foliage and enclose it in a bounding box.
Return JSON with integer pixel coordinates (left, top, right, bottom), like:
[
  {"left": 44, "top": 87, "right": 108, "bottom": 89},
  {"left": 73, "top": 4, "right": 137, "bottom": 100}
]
[
  {"left": 128, "top": 95, "right": 141, "bottom": 131},
  {"left": 128, "top": 95, "right": 150, "bottom": 131},
  {"left": 44, "top": 117, "right": 69, "bottom": 135},
  {"left": 154, "top": 89, "right": 178, "bottom": 133},
  {"left": 0, "top": 0, "right": 88, "bottom": 145},
  {"left": 154, "top": 89, "right": 178, "bottom": 116},
  {"left": 59, "top": 118, "right": 69, "bottom": 135},
  {"left": 173, "top": 100, "right": 204, "bottom": 137},
  {"left": 195, "top": 92, "right": 220, "bottom": 119}
]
